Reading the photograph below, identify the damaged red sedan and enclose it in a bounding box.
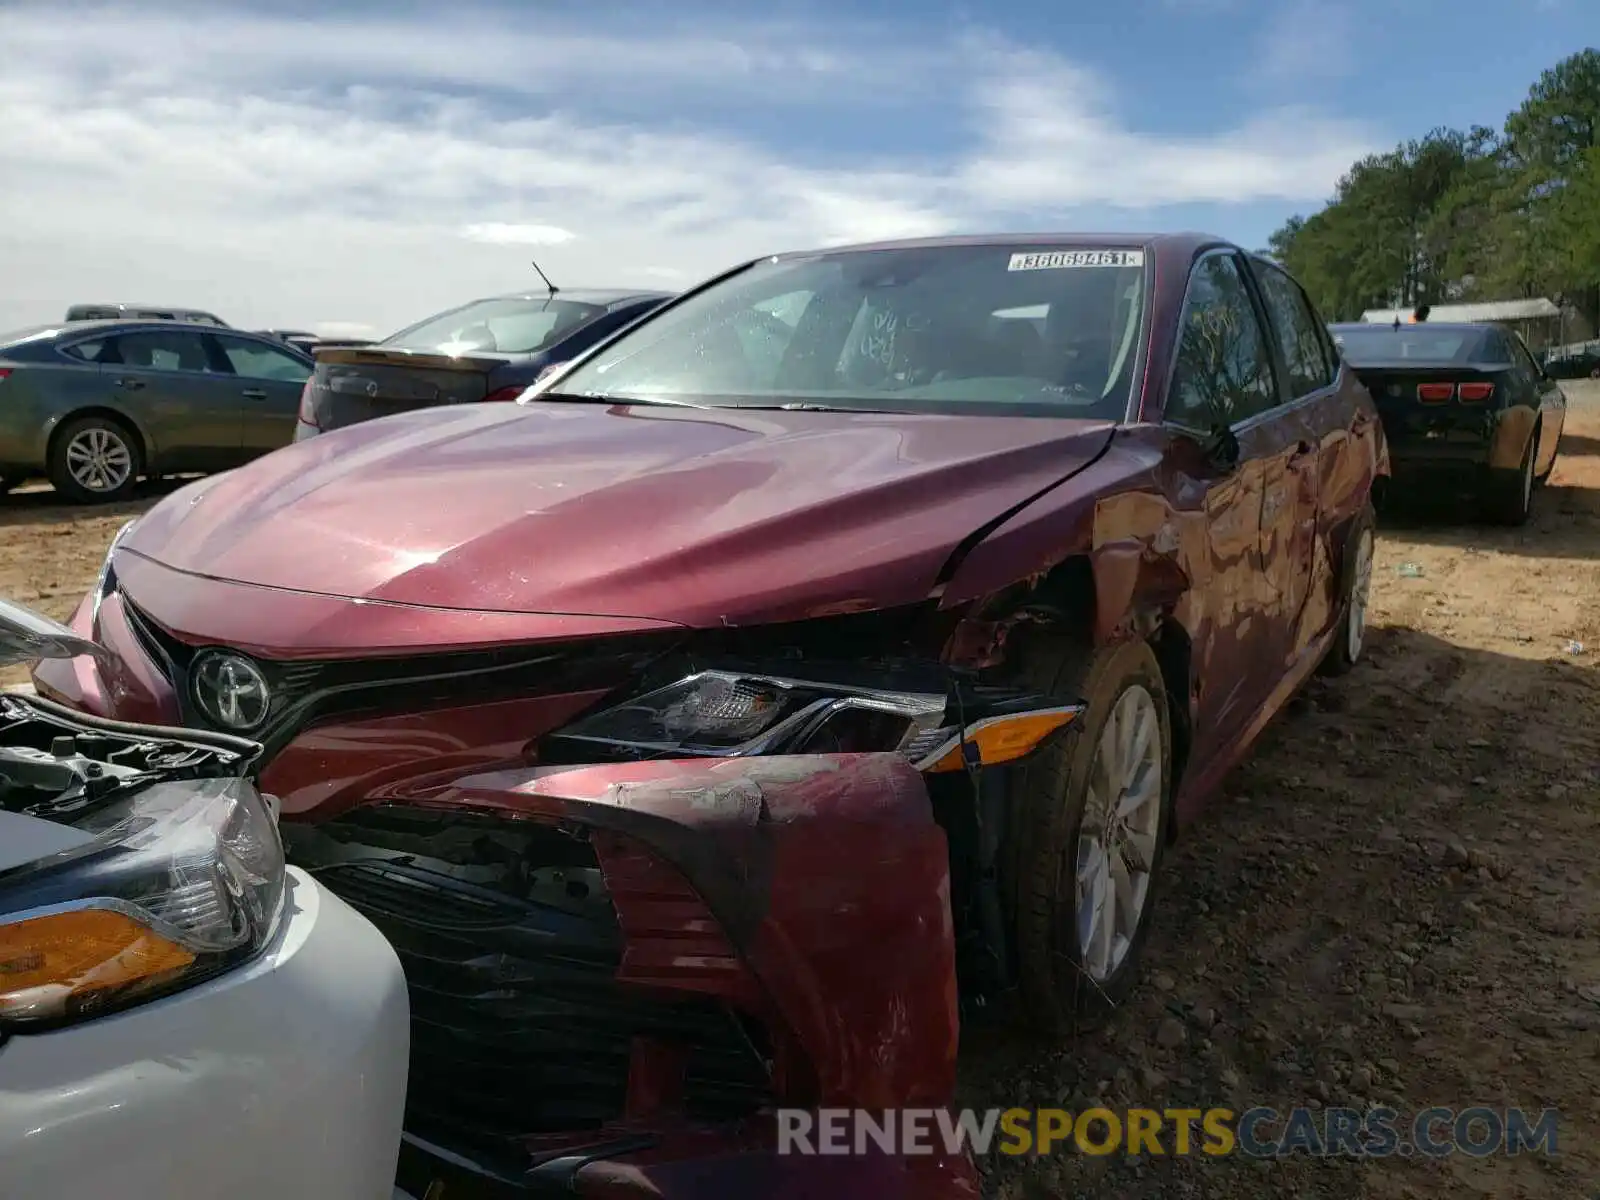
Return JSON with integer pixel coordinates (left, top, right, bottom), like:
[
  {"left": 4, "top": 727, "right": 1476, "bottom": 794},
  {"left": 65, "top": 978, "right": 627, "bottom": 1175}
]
[{"left": 34, "top": 233, "right": 1385, "bottom": 1198}]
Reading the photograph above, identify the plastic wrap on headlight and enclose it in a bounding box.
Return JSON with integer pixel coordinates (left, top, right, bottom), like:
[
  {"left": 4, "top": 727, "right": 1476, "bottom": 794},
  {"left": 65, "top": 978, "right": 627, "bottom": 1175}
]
[
  {"left": 0, "top": 777, "right": 286, "bottom": 1029},
  {"left": 550, "top": 669, "right": 955, "bottom": 761}
]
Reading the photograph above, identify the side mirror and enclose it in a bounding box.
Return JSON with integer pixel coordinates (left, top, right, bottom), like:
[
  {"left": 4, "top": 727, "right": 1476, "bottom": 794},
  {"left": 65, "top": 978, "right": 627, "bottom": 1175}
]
[{"left": 1203, "top": 422, "right": 1242, "bottom": 471}]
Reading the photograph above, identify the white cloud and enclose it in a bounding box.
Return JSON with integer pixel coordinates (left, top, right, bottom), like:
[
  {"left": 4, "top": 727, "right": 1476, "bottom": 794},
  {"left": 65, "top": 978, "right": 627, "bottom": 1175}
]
[
  {"left": 0, "top": 2, "right": 1381, "bottom": 334},
  {"left": 1253, "top": 0, "right": 1356, "bottom": 86},
  {"left": 460, "top": 223, "right": 577, "bottom": 247}
]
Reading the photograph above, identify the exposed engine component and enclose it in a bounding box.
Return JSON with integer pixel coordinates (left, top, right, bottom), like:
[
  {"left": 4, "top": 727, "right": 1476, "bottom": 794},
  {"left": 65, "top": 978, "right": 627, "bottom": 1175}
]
[{"left": 0, "top": 695, "right": 255, "bottom": 818}]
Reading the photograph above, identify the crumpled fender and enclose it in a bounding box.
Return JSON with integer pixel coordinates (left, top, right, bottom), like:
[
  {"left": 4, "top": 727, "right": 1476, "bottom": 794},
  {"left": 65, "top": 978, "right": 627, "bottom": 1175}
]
[{"left": 421, "top": 753, "right": 960, "bottom": 1111}]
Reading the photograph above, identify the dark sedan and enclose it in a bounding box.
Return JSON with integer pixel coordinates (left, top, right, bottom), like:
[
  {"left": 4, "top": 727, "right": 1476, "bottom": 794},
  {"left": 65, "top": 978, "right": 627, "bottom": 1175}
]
[
  {"left": 1330, "top": 321, "right": 1566, "bottom": 524},
  {"left": 293, "top": 287, "right": 672, "bottom": 438},
  {"left": 0, "top": 321, "right": 313, "bottom": 503}
]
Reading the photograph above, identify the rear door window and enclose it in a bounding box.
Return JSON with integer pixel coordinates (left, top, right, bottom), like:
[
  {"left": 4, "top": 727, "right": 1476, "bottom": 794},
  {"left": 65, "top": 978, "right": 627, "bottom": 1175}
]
[
  {"left": 1253, "top": 263, "right": 1335, "bottom": 398},
  {"left": 60, "top": 338, "right": 112, "bottom": 363},
  {"left": 103, "top": 330, "right": 218, "bottom": 373}
]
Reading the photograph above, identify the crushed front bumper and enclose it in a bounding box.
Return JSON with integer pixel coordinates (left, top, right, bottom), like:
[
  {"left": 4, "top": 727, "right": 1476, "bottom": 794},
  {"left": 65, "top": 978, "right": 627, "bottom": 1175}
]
[
  {"left": 297, "top": 754, "right": 981, "bottom": 1199},
  {"left": 0, "top": 869, "right": 410, "bottom": 1200}
]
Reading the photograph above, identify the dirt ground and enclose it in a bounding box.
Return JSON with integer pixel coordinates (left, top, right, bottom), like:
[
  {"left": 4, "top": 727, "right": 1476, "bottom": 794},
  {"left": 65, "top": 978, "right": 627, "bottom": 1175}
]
[{"left": 1, "top": 389, "right": 1596, "bottom": 1197}]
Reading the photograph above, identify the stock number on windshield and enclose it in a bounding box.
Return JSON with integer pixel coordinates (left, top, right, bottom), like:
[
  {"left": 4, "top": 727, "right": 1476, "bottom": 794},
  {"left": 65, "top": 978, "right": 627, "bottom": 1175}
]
[{"left": 1007, "top": 249, "right": 1145, "bottom": 271}]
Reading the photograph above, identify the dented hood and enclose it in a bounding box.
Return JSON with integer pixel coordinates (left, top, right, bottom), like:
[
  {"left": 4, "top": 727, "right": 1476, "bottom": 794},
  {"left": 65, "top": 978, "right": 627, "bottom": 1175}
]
[{"left": 123, "top": 401, "right": 1114, "bottom": 627}]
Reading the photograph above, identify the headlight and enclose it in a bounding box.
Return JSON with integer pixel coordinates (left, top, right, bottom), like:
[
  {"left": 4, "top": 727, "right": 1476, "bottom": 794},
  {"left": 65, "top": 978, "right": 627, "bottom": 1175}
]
[
  {"left": 547, "top": 668, "right": 1084, "bottom": 772},
  {"left": 89, "top": 517, "right": 139, "bottom": 631},
  {"left": 0, "top": 777, "right": 285, "bottom": 1030}
]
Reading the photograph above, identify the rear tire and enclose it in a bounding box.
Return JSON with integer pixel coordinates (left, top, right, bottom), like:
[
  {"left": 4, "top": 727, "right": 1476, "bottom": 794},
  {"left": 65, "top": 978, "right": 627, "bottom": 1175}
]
[
  {"left": 48, "top": 415, "right": 141, "bottom": 504},
  {"left": 1485, "top": 436, "right": 1535, "bottom": 526},
  {"left": 1008, "top": 636, "right": 1173, "bottom": 1033},
  {"left": 1319, "top": 502, "right": 1375, "bottom": 676}
]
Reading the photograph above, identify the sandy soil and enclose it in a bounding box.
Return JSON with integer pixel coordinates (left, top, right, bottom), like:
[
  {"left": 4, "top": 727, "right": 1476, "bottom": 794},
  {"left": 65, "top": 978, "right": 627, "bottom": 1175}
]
[{"left": 2, "top": 388, "right": 1596, "bottom": 1197}]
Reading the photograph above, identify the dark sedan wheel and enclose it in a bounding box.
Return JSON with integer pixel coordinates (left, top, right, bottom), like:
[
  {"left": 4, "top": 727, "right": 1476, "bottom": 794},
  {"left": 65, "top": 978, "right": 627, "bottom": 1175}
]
[
  {"left": 1009, "top": 636, "right": 1172, "bottom": 1032},
  {"left": 49, "top": 416, "right": 141, "bottom": 504},
  {"left": 1486, "top": 435, "right": 1535, "bottom": 527}
]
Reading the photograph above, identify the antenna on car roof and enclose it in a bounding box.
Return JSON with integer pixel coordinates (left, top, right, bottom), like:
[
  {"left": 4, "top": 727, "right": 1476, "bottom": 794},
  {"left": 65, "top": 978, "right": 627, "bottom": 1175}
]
[{"left": 530, "top": 258, "right": 560, "bottom": 296}]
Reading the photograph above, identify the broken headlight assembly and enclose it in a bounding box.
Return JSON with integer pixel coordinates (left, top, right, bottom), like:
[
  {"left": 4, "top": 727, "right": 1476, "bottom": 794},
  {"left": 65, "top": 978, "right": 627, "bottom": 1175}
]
[
  {"left": 0, "top": 774, "right": 286, "bottom": 1032},
  {"left": 544, "top": 666, "right": 1084, "bottom": 773}
]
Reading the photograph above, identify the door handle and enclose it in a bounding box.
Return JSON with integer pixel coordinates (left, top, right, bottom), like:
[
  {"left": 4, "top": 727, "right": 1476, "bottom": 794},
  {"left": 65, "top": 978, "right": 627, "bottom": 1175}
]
[
  {"left": 241, "top": 388, "right": 267, "bottom": 400},
  {"left": 116, "top": 378, "right": 146, "bottom": 391}
]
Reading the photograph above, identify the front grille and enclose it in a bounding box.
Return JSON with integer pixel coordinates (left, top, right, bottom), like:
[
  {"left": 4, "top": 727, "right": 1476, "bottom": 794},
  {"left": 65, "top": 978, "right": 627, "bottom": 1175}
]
[
  {"left": 299, "top": 812, "right": 773, "bottom": 1158},
  {"left": 120, "top": 598, "right": 678, "bottom": 756}
]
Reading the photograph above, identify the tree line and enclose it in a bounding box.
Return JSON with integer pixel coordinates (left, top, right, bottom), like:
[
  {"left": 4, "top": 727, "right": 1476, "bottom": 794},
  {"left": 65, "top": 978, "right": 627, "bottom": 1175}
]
[{"left": 1266, "top": 49, "right": 1600, "bottom": 335}]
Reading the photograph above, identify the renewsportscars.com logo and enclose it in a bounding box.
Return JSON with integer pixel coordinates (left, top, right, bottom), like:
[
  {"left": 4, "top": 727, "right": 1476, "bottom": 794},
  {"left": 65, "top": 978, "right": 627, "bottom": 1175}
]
[{"left": 776, "top": 1106, "right": 1560, "bottom": 1159}]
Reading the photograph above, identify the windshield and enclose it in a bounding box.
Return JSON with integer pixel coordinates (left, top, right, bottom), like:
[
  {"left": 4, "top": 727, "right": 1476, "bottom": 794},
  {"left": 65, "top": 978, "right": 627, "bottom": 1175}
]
[
  {"left": 547, "top": 244, "right": 1149, "bottom": 418},
  {"left": 384, "top": 296, "right": 604, "bottom": 355},
  {"left": 1331, "top": 325, "right": 1478, "bottom": 365}
]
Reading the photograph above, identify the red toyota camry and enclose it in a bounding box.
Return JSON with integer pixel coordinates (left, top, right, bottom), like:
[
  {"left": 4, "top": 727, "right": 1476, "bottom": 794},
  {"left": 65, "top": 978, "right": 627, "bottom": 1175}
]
[{"left": 36, "top": 232, "right": 1386, "bottom": 1198}]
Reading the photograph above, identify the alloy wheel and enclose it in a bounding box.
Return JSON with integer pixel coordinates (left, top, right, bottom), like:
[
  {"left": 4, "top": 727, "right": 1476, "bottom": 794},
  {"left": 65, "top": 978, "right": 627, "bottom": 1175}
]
[
  {"left": 1073, "top": 683, "right": 1164, "bottom": 982},
  {"left": 65, "top": 427, "right": 133, "bottom": 494}
]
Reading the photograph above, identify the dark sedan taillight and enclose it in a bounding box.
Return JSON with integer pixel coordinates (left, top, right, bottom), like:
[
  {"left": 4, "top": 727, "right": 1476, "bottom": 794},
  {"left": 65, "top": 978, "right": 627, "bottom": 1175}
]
[
  {"left": 1457, "top": 381, "right": 1494, "bottom": 402},
  {"left": 1416, "top": 382, "right": 1454, "bottom": 403},
  {"left": 296, "top": 378, "right": 321, "bottom": 429}
]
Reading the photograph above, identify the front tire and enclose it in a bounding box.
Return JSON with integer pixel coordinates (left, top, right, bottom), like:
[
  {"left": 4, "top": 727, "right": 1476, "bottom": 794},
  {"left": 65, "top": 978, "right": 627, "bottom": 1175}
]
[
  {"left": 1009, "top": 636, "right": 1172, "bottom": 1032},
  {"left": 48, "top": 416, "right": 141, "bottom": 504},
  {"left": 1320, "top": 503, "right": 1375, "bottom": 676}
]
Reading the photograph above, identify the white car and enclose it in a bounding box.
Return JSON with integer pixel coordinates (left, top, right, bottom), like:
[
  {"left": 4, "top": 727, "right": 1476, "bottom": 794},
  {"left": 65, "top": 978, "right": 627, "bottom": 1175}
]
[{"left": 0, "top": 598, "right": 409, "bottom": 1199}]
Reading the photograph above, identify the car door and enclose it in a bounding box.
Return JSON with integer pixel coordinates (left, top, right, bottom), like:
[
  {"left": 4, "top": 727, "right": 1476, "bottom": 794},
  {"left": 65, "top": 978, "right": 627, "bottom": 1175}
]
[
  {"left": 1247, "top": 259, "right": 1342, "bottom": 671},
  {"left": 1160, "top": 251, "right": 1285, "bottom": 762},
  {"left": 208, "top": 333, "right": 313, "bottom": 455},
  {"left": 1508, "top": 331, "right": 1567, "bottom": 479},
  {"left": 96, "top": 329, "right": 243, "bottom": 471}
]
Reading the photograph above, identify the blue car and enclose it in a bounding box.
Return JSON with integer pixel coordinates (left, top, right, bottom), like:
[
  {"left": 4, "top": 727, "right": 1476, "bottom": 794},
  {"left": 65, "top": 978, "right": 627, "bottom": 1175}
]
[{"left": 294, "top": 288, "right": 673, "bottom": 439}]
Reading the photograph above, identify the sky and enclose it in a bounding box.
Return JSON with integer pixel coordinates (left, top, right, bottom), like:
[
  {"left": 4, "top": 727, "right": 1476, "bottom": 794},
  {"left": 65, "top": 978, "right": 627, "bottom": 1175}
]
[{"left": 0, "top": 0, "right": 1589, "bottom": 337}]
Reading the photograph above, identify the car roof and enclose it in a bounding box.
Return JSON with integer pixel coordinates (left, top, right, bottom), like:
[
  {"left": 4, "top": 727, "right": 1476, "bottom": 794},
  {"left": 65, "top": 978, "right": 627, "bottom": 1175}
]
[
  {"left": 47, "top": 318, "right": 257, "bottom": 335},
  {"left": 769, "top": 231, "right": 1228, "bottom": 260},
  {"left": 483, "top": 288, "right": 675, "bottom": 308},
  {"left": 42, "top": 320, "right": 312, "bottom": 351},
  {"left": 71, "top": 301, "right": 216, "bottom": 311}
]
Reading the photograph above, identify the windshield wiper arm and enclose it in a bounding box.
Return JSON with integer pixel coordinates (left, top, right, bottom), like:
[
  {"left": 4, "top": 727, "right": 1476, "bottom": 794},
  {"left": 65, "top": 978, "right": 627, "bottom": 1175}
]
[
  {"left": 525, "top": 391, "right": 708, "bottom": 409},
  {"left": 733, "top": 402, "right": 897, "bottom": 413}
]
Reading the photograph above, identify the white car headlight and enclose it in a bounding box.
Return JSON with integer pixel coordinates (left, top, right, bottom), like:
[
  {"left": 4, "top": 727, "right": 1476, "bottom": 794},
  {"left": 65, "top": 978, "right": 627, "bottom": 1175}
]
[{"left": 0, "top": 777, "right": 286, "bottom": 1029}]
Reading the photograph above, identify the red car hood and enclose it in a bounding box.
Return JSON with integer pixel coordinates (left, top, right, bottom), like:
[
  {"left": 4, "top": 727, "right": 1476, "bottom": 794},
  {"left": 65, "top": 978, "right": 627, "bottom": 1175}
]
[{"left": 124, "top": 401, "right": 1114, "bottom": 628}]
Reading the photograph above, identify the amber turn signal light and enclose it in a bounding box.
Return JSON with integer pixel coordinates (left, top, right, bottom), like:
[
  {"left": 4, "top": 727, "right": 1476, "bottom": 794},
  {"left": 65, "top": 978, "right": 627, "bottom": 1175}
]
[
  {"left": 923, "top": 707, "right": 1083, "bottom": 773},
  {"left": 0, "top": 907, "right": 196, "bottom": 1024}
]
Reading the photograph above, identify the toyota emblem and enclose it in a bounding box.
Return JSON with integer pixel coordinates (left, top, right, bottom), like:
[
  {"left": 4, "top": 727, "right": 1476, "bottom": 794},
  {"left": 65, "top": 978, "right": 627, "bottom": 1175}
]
[{"left": 191, "top": 651, "right": 272, "bottom": 731}]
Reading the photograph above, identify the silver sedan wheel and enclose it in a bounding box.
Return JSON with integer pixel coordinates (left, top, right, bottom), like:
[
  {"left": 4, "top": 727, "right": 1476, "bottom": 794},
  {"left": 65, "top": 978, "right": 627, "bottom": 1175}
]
[
  {"left": 65, "top": 426, "right": 133, "bottom": 494},
  {"left": 1347, "top": 526, "right": 1375, "bottom": 662},
  {"left": 1074, "top": 683, "right": 1164, "bottom": 983}
]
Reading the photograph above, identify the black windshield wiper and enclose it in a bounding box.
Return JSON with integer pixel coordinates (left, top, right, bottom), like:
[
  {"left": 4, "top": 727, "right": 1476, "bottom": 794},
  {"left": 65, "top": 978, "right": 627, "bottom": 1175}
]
[
  {"left": 524, "top": 391, "right": 708, "bottom": 409},
  {"left": 732, "top": 402, "right": 898, "bottom": 413}
]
